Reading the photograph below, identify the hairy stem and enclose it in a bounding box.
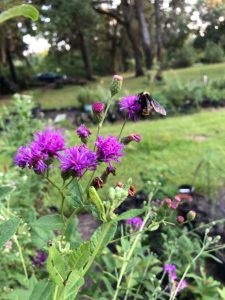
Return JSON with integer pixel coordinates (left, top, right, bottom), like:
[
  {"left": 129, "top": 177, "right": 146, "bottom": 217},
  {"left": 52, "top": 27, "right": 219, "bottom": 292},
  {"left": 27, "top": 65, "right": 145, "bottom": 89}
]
[{"left": 14, "top": 235, "right": 28, "bottom": 281}]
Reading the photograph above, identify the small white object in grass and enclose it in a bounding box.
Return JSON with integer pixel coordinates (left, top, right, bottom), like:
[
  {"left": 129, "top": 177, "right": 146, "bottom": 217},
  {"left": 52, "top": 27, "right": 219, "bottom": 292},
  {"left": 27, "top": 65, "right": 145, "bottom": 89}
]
[
  {"left": 54, "top": 114, "right": 66, "bottom": 123},
  {"left": 203, "top": 75, "right": 208, "bottom": 85}
]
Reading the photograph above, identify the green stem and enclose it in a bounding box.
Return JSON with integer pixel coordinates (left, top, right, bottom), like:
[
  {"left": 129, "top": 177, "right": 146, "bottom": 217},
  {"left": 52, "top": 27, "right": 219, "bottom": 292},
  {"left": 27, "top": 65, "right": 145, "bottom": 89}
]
[
  {"left": 84, "top": 170, "right": 96, "bottom": 194},
  {"left": 45, "top": 176, "right": 66, "bottom": 225},
  {"left": 81, "top": 221, "right": 112, "bottom": 277},
  {"left": 53, "top": 285, "right": 59, "bottom": 300},
  {"left": 169, "top": 244, "right": 206, "bottom": 300},
  {"left": 93, "top": 124, "right": 101, "bottom": 151},
  {"left": 113, "top": 209, "right": 152, "bottom": 300},
  {"left": 118, "top": 117, "right": 127, "bottom": 141},
  {"left": 14, "top": 235, "right": 28, "bottom": 281}
]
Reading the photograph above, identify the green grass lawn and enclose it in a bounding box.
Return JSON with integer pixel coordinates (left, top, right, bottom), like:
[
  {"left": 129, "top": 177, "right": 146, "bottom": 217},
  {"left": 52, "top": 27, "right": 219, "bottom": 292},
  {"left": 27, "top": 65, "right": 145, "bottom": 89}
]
[
  {"left": 1, "top": 62, "right": 225, "bottom": 109},
  {"left": 55, "top": 108, "right": 225, "bottom": 201}
]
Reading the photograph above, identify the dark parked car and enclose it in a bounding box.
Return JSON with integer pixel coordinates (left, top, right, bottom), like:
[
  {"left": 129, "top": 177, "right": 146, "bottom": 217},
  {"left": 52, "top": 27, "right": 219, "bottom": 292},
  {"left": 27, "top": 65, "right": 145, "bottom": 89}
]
[{"left": 35, "top": 72, "right": 67, "bottom": 83}]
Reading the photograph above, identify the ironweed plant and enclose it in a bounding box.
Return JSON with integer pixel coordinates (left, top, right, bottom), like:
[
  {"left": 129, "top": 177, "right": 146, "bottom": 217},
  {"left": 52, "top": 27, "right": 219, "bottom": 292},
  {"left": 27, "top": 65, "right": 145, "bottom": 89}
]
[{"left": 0, "top": 75, "right": 223, "bottom": 300}]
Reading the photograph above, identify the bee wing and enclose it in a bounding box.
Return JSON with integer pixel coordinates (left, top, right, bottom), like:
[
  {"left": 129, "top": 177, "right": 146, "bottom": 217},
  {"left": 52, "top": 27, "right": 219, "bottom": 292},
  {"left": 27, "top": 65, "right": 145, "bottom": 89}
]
[{"left": 151, "top": 99, "right": 167, "bottom": 116}]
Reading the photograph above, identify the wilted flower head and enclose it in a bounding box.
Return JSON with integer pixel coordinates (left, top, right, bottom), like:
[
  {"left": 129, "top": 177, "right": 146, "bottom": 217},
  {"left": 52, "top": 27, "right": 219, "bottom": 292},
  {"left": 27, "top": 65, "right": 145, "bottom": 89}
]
[
  {"left": 121, "top": 133, "right": 142, "bottom": 145},
  {"left": 95, "top": 135, "right": 124, "bottom": 166},
  {"left": 14, "top": 143, "right": 49, "bottom": 174},
  {"left": 119, "top": 95, "right": 142, "bottom": 121},
  {"left": 59, "top": 145, "right": 97, "bottom": 177},
  {"left": 125, "top": 217, "right": 143, "bottom": 229},
  {"left": 33, "top": 129, "right": 65, "bottom": 156}
]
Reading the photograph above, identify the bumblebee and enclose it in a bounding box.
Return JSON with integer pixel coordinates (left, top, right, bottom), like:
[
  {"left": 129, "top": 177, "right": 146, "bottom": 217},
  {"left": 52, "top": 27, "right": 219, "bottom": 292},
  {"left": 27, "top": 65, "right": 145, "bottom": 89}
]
[{"left": 138, "top": 92, "right": 166, "bottom": 116}]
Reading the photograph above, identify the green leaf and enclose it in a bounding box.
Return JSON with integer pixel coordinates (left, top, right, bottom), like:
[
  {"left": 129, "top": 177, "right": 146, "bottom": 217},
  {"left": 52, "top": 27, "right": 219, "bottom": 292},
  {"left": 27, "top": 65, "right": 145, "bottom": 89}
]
[
  {"left": 68, "top": 241, "right": 90, "bottom": 270},
  {"left": 29, "top": 280, "right": 54, "bottom": 300},
  {"left": 115, "top": 208, "right": 145, "bottom": 221},
  {"left": 64, "top": 270, "right": 84, "bottom": 300},
  {"left": 46, "top": 245, "right": 66, "bottom": 286},
  {"left": 0, "top": 185, "right": 15, "bottom": 201},
  {"left": 148, "top": 222, "right": 160, "bottom": 231},
  {"left": 90, "top": 222, "right": 117, "bottom": 254},
  {"left": 0, "top": 217, "right": 20, "bottom": 248},
  {"left": 0, "top": 4, "right": 39, "bottom": 25},
  {"left": 31, "top": 214, "right": 63, "bottom": 230},
  {"left": 68, "top": 180, "right": 83, "bottom": 210}
]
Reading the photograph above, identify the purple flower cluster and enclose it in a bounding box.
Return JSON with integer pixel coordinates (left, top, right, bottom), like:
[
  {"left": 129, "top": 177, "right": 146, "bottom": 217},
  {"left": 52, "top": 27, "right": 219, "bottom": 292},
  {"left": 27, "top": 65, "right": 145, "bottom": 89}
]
[
  {"left": 125, "top": 217, "right": 143, "bottom": 229},
  {"left": 164, "top": 264, "right": 188, "bottom": 294},
  {"left": 32, "top": 250, "right": 48, "bottom": 267},
  {"left": 34, "top": 130, "right": 65, "bottom": 156},
  {"left": 119, "top": 95, "right": 142, "bottom": 121},
  {"left": 14, "top": 129, "right": 65, "bottom": 174},
  {"left": 76, "top": 124, "right": 92, "bottom": 139},
  {"left": 59, "top": 145, "right": 97, "bottom": 177},
  {"left": 95, "top": 135, "right": 124, "bottom": 166}
]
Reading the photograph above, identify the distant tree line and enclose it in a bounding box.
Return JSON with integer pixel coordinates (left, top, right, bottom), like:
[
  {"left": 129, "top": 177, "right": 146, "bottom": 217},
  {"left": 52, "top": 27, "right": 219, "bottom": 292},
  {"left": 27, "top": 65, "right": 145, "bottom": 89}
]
[{"left": 1, "top": 0, "right": 225, "bottom": 94}]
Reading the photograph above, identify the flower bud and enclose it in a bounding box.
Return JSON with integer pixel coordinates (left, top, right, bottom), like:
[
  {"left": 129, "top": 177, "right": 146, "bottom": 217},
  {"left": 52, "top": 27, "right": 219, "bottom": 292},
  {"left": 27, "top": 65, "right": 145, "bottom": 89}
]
[
  {"left": 92, "top": 177, "right": 104, "bottom": 189},
  {"left": 108, "top": 187, "right": 115, "bottom": 201},
  {"left": 187, "top": 210, "right": 196, "bottom": 221},
  {"left": 110, "top": 75, "right": 123, "bottom": 97},
  {"left": 128, "top": 185, "right": 136, "bottom": 197},
  {"left": 92, "top": 102, "right": 105, "bottom": 124},
  {"left": 177, "top": 215, "right": 184, "bottom": 224}
]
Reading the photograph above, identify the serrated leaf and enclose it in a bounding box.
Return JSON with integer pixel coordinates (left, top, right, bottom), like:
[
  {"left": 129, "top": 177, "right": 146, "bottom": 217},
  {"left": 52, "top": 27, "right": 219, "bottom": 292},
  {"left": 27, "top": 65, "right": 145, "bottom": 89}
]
[
  {"left": 0, "top": 4, "right": 39, "bottom": 24},
  {"left": 68, "top": 180, "right": 83, "bottom": 209},
  {"left": 64, "top": 270, "right": 84, "bottom": 300},
  {"left": 68, "top": 241, "right": 90, "bottom": 270},
  {"left": 31, "top": 214, "right": 63, "bottom": 230},
  {"left": 46, "top": 245, "right": 66, "bottom": 286},
  {"left": 0, "top": 217, "right": 20, "bottom": 248},
  {"left": 116, "top": 209, "right": 145, "bottom": 221},
  {"left": 90, "top": 222, "right": 117, "bottom": 254},
  {"left": 29, "top": 280, "right": 54, "bottom": 300}
]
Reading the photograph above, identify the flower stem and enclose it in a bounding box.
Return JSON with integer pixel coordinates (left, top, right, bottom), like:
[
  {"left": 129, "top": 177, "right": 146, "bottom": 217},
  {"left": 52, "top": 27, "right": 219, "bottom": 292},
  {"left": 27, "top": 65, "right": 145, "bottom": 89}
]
[
  {"left": 169, "top": 244, "right": 206, "bottom": 300},
  {"left": 14, "top": 235, "right": 28, "bottom": 282},
  {"left": 118, "top": 117, "right": 127, "bottom": 141},
  {"left": 113, "top": 209, "right": 152, "bottom": 300}
]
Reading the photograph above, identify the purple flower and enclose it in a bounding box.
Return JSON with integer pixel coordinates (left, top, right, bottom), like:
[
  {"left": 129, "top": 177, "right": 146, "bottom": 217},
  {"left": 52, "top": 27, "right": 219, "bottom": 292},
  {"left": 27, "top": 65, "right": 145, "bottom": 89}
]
[
  {"left": 32, "top": 250, "right": 48, "bottom": 267},
  {"left": 125, "top": 217, "right": 143, "bottom": 229},
  {"left": 33, "top": 129, "right": 65, "bottom": 156},
  {"left": 119, "top": 95, "right": 142, "bottom": 121},
  {"left": 178, "top": 280, "right": 188, "bottom": 291},
  {"left": 14, "top": 142, "right": 48, "bottom": 174},
  {"left": 76, "top": 124, "right": 92, "bottom": 139},
  {"left": 59, "top": 145, "right": 97, "bottom": 177},
  {"left": 95, "top": 135, "right": 124, "bottom": 166},
  {"left": 164, "top": 264, "right": 177, "bottom": 280}
]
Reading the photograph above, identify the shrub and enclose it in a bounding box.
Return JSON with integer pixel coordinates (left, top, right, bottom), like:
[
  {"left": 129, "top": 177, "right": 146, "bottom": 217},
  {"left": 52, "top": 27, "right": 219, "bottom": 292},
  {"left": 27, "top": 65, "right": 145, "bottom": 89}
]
[
  {"left": 170, "top": 45, "right": 196, "bottom": 68},
  {"left": 204, "top": 42, "right": 224, "bottom": 63}
]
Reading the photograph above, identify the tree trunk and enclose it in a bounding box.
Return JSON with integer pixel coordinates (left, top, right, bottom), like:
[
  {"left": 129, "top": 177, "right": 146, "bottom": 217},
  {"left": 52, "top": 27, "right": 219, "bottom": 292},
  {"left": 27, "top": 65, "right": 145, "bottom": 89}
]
[
  {"left": 121, "top": 0, "right": 144, "bottom": 77},
  {"left": 78, "top": 31, "right": 94, "bottom": 80},
  {"left": 135, "top": 0, "right": 153, "bottom": 69},
  {"left": 6, "top": 46, "right": 17, "bottom": 83},
  {"left": 110, "top": 24, "right": 118, "bottom": 74},
  {"left": 154, "top": 0, "right": 163, "bottom": 63}
]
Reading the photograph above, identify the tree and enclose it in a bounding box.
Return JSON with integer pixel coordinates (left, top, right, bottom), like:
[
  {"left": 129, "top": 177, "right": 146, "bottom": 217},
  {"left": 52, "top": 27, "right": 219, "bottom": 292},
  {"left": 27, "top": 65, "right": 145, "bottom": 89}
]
[
  {"left": 135, "top": 0, "right": 153, "bottom": 69},
  {"left": 154, "top": 0, "right": 163, "bottom": 63},
  {"left": 94, "top": 0, "right": 144, "bottom": 76}
]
